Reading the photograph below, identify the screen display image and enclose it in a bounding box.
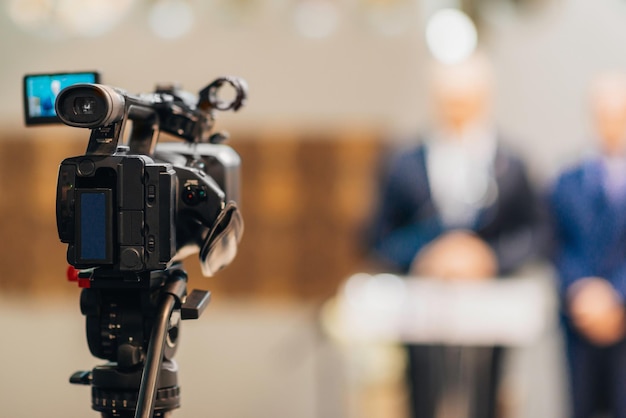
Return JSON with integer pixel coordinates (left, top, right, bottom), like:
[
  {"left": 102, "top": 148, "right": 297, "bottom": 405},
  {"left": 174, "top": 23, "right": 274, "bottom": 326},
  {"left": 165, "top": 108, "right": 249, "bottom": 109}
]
[
  {"left": 77, "top": 189, "right": 112, "bottom": 264},
  {"left": 23, "top": 71, "right": 99, "bottom": 125}
]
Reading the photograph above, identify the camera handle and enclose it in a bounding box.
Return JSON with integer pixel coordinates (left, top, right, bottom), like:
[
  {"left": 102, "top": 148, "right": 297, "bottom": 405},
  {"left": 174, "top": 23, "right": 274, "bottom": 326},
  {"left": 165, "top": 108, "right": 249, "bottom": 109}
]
[{"left": 69, "top": 266, "right": 211, "bottom": 418}]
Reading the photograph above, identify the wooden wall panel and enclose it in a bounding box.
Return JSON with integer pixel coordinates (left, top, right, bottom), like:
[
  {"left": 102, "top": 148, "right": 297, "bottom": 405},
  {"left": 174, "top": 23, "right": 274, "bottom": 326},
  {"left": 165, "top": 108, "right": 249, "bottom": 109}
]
[{"left": 0, "top": 129, "right": 384, "bottom": 301}]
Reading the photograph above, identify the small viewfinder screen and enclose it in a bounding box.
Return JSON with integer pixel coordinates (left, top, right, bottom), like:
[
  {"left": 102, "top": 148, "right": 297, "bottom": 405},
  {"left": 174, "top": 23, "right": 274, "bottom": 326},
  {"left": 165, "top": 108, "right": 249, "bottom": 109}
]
[
  {"left": 23, "top": 71, "right": 99, "bottom": 125},
  {"left": 77, "top": 189, "right": 112, "bottom": 263}
]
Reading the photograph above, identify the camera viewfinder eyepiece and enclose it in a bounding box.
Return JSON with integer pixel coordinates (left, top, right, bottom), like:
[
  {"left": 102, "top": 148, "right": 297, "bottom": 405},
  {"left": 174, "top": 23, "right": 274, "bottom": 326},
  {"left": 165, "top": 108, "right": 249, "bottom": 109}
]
[{"left": 56, "top": 84, "right": 125, "bottom": 128}]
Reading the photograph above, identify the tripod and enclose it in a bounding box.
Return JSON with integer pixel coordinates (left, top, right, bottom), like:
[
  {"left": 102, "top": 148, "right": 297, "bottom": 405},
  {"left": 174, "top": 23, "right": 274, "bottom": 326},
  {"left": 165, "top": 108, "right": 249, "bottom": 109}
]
[{"left": 68, "top": 264, "right": 210, "bottom": 418}]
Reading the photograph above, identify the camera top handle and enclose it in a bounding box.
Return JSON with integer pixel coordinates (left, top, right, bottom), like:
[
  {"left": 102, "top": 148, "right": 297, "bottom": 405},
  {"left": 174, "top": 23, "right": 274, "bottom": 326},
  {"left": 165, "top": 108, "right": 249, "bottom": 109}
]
[{"left": 54, "top": 77, "right": 248, "bottom": 157}]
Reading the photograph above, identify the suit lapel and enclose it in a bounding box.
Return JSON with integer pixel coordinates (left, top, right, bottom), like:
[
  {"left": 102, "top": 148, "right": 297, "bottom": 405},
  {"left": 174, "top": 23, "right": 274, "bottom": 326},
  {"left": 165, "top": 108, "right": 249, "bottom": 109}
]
[
  {"left": 413, "top": 145, "right": 440, "bottom": 225},
  {"left": 472, "top": 147, "right": 505, "bottom": 230}
]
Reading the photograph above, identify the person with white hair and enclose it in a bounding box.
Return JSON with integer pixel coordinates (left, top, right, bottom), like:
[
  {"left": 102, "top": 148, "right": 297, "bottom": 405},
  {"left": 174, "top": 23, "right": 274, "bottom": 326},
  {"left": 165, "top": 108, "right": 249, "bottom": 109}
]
[
  {"left": 549, "top": 71, "right": 626, "bottom": 418},
  {"left": 369, "top": 53, "right": 546, "bottom": 418}
]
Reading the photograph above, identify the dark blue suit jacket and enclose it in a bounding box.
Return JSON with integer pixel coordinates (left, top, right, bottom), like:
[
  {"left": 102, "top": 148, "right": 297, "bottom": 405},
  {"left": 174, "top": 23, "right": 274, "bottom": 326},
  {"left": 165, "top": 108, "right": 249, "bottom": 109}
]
[
  {"left": 369, "top": 142, "right": 544, "bottom": 274},
  {"left": 550, "top": 159, "right": 626, "bottom": 299},
  {"left": 549, "top": 159, "right": 626, "bottom": 418}
]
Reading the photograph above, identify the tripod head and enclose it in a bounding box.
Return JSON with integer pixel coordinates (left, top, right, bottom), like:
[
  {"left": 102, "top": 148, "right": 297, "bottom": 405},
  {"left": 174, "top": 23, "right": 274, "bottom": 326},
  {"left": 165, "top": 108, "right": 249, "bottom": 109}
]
[{"left": 69, "top": 265, "right": 209, "bottom": 418}]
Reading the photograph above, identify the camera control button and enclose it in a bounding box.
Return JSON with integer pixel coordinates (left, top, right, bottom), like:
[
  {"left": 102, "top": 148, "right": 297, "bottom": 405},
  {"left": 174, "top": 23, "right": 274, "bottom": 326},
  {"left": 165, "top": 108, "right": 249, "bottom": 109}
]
[
  {"left": 147, "top": 185, "right": 156, "bottom": 203},
  {"left": 198, "top": 186, "right": 208, "bottom": 201},
  {"left": 120, "top": 248, "right": 142, "bottom": 269},
  {"left": 182, "top": 185, "right": 198, "bottom": 205},
  {"left": 78, "top": 159, "right": 96, "bottom": 176}
]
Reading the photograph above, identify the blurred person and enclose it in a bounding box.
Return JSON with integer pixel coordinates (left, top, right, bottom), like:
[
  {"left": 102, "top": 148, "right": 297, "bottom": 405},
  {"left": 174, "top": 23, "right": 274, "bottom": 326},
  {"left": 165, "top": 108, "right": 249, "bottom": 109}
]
[
  {"left": 368, "top": 53, "right": 546, "bottom": 418},
  {"left": 549, "top": 72, "right": 626, "bottom": 418}
]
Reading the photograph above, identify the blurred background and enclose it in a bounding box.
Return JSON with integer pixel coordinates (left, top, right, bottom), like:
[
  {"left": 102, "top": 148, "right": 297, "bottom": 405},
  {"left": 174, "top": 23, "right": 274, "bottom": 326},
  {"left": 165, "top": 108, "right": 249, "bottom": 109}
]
[{"left": 2, "top": 0, "right": 626, "bottom": 417}]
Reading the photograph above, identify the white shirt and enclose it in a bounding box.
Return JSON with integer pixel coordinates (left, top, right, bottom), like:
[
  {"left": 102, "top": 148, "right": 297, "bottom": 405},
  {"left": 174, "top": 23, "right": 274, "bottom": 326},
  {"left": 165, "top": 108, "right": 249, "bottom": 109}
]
[{"left": 425, "top": 126, "right": 499, "bottom": 228}]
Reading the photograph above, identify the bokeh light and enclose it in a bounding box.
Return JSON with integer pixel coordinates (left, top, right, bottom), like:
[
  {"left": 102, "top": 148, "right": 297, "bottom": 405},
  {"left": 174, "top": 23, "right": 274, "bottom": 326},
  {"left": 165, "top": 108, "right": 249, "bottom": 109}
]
[{"left": 425, "top": 8, "right": 478, "bottom": 64}]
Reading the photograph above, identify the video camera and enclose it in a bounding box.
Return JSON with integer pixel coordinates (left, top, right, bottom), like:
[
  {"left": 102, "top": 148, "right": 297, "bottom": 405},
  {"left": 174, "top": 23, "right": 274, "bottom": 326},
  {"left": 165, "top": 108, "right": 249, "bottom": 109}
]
[
  {"left": 23, "top": 71, "right": 248, "bottom": 417},
  {"left": 24, "top": 71, "right": 245, "bottom": 277}
]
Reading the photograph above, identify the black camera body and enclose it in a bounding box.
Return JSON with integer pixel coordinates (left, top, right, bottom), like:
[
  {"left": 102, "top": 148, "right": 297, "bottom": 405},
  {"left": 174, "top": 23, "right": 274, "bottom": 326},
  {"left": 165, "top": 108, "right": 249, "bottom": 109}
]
[
  {"left": 35, "top": 75, "right": 247, "bottom": 279},
  {"left": 57, "top": 151, "right": 235, "bottom": 274},
  {"left": 57, "top": 153, "right": 176, "bottom": 272}
]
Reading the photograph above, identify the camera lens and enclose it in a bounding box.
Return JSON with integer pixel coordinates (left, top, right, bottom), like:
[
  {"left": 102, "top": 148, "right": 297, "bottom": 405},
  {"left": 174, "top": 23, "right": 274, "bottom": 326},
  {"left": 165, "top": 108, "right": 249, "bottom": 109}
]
[{"left": 74, "top": 97, "right": 97, "bottom": 116}]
